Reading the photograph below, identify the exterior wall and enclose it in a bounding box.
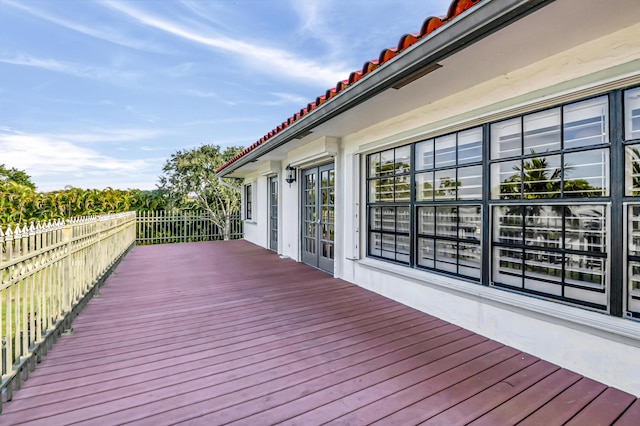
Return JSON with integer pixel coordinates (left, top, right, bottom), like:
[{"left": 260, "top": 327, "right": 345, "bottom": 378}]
[
  {"left": 242, "top": 174, "right": 267, "bottom": 249},
  {"left": 337, "top": 24, "right": 640, "bottom": 395},
  {"left": 280, "top": 170, "right": 299, "bottom": 259},
  {"left": 241, "top": 22, "right": 640, "bottom": 394}
]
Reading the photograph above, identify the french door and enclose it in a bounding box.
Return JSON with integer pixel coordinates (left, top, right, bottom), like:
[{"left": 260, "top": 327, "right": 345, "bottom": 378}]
[
  {"left": 302, "top": 164, "right": 335, "bottom": 273},
  {"left": 269, "top": 176, "right": 278, "bottom": 251}
]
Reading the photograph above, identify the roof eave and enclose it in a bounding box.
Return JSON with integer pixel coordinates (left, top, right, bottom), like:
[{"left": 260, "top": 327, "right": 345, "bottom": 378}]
[{"left": 217, "top": 0, "right": 555, "bottom": 177}]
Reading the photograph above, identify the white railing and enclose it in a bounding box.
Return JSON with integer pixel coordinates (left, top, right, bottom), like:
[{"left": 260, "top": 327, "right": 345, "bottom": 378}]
[
  {"left": 136, "top": 211, "right": 242, "bottom": 245},
  {"left": 0, "top": 212, "right": 136, "bottom": 407}
]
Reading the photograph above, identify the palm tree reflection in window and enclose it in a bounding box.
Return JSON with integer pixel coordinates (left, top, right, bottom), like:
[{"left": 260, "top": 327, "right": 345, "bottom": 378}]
[
  {"left": 500, "top": 150, "right": 601, "bottom": 201},
  {"left": 497, "top": 151, "right": 605, "bottom": 287}
]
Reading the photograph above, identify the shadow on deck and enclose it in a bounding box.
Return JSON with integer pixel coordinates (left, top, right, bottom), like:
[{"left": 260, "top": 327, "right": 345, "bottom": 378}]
[{"left": 2, "top": 240, "right": 639, "bottom": 425}]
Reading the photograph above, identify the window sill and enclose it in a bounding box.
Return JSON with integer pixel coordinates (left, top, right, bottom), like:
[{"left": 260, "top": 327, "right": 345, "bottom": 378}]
[
  {"left": 357, "top": 258, "right": 640, "bottom": 344},
  {"left": 244, "top": 220, "right": 257, "bottom": 225}
]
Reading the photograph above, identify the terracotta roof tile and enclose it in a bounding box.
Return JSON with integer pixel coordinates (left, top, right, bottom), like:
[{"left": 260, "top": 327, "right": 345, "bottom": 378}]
[{"left": 216, "top": 0, "right": 482, "bottom": 174}]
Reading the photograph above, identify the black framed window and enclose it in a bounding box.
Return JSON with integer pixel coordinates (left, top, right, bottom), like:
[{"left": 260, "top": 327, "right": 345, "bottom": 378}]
[
  {"left": 367, "top": 127, "right": 483, "bottom": 280},
  {"left": 363, "top": 87, "right": 640, "bottom": 317},
  {"left": 627, "top": 205, "right": 640, "bottom": 317},
  {"left": 417, "top": 205, "right": 482, "bottom": 280},
  {"left": 490, "top": 96, "right": 610, "bottom": 309},
  {"left": 624, "top": 87, "right": 640, "bottom": 141},
  {"left": 491, "top": 96, "right": 609, "bottom": 200},
  {"left": 624, "top": 87, "right": 640, "bottom": 317},
  {"left": 492, "top": 204, "right": 607, "bottom": 309},
  {"left": 368, "top": 145, "right": 411, "bottom": 263},
  {"left": 245, "top": 184, "right": 252, "bottom": 221},
  {"left": 414, "top": 127, "right": 483, "bottom": 280}
]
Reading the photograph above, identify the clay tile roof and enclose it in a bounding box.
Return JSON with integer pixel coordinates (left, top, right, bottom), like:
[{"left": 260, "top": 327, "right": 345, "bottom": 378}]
[{"left": 216, "top": 0, "right": 482, "bottom": 174}]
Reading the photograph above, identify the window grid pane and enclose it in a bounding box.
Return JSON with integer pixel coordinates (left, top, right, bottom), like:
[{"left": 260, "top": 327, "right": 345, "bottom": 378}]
[
  {"left": 625, "top": 144, "right": 640, "bottom": 196},
  {"left": 416, "top": 204, "right": 482, "bottom": 281},
  {"left": 625, "top": 87, "right": 640, "bottom": 141},
  {"left": 491, "top": 97, "right": 610, "bottom": 202},
  {"left": 563, "top": 96, "right": 609, "bottom": 149},
  {"left": 367, "top": 145, "right": 412, "bottom": 265},
  {"left": 626, "top": 205, "right": 640, "bottom": 317},
  {"left": 492, "top": 204, "right": 607, "bottom": 309}
]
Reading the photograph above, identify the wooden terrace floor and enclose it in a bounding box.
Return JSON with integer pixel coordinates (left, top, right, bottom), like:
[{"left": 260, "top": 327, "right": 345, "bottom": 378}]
[{"left": 2, "top": 240, "right": 639, "bottom": 425}]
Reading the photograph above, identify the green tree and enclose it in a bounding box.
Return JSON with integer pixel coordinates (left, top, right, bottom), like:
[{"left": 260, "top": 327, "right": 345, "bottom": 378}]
[
  {"left": 158, "top": 144, "right": 243, "bottom": 240},
  {"left": 0, "top": 164, "right": 36, "bottom": 190}
]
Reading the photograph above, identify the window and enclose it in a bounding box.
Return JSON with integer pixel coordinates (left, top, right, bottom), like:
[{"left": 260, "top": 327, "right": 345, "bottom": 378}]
[
  {"left": 244, "top": 183, "right": 253, "bottom": 221},
  {"left": 367, "top": 127, "right": 483, "bottom": 280},
  {"left": 490, "top": 96, "right": 610, "bottom": 309},
  {"left": 625, "top": 87, "right": 640, "bottom": 141},
  {"left": 627, "top": 205, "right": 640, "bottom": 316},
  {"left": 625, "top": 87, "right": 640, "bottom": 317},
  {"left": 492, "top": 204, "right": 607, "bottom": 308},
  {"left": 416, "top": 128, "right": 483, "bottom": 202},
  {"left": 417, "top": 205, "right": 482, "bottom": 279},
  {"left": 368, "top": 146, "right": 411, "bottom": 263},
  {"left": 491, "top": 96, "right": 609, "bottom": 200},
  {"left": 363, "top": 89, "right": 640, "bottom": 316},
  {"left": 414, "top": 127, "right": 483, "bottom": 280}
]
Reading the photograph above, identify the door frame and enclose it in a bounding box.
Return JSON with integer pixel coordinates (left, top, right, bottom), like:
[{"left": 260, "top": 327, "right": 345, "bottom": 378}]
[
  {"left": 268, "top": 175, "right": 278, "bottom": 252},
  {"left": 300, "top": 162, "right": 335, "bottom": 274}
]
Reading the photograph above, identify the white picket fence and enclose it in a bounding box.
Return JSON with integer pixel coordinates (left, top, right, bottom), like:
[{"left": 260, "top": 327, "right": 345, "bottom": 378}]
[
  {"left": 0, "top": 212, "right": 136, "bottom": 408},
  {"left": 136, "top": 210, "right": 242, "bottom": 245}
]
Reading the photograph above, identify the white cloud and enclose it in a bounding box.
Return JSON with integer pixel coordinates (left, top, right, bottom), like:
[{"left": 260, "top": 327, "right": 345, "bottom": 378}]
[
  {"left": 165, "top": 62, "right": 194, "bottom": 78},
  {"left": 185, "top": 89, "right": 237, "bottom": 106},
  {"left": 0, "top": 54, "right": 142, "bottom": 84},
  {"left": 124, "top": 106, "right": 159, "bottom": 124},
  {"left": 262, "top": 92, "right": 310, "bottom": 106},
  {"left": 101, "top": 0, "right": 350, "bottom": 87},
  {"left": 3, "top": 0, "right": 168, "bottom": 53},
  {"left": 291, "top": 0, "right": 345, "bottom": 58},
  {"left": 0, "top": 128, "right": 163, "bottom": 190}
]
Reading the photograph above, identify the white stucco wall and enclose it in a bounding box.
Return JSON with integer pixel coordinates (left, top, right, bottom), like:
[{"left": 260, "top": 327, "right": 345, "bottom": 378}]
[
  {"left": 337, "top": 24, "right": 640, "bottom": 396},
  {"left": 240, "top": 22, "right": 640, "bottom": 395}
]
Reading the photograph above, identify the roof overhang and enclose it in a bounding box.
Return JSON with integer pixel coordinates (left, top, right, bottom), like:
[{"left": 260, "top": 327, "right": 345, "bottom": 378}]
[{"left": 218, "top": 0, "right": 554, "bottom": 177}]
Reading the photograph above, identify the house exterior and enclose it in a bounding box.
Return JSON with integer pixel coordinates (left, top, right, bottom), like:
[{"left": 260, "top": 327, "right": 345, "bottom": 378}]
[{"left": 216, "top": 0, "right": 640, "bottom": 396}]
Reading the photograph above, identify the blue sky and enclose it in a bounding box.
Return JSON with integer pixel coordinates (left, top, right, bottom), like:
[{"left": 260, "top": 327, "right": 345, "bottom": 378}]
[{"left": 0, "top": 0, "right": 452, "bottom": 191}]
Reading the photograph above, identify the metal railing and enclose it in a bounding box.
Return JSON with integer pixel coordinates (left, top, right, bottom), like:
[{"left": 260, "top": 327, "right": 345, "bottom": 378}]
[
  {"left": 0, "top": 212, "right": 136, "bottom": 410},
  {"left": 136, "top": 210, "right": 242, "bottom": 245}
]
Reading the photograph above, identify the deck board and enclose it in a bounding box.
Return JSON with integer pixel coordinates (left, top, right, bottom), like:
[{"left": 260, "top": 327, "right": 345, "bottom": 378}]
[{"left": 1, "top": 240, "right": 637, "bottom": 425}]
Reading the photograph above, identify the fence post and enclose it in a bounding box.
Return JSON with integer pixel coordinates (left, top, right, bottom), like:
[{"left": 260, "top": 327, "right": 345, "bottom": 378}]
[
  {"left": 61, "top": 223, "right": 73, "bottom": 332},
  {"left": 183, "top": 212, "right": 187, "bottom": 243}
]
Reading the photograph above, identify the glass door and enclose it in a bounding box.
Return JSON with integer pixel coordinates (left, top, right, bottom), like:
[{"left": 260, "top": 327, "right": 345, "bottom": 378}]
[
  {"left": 269, "top": 176, "right": 278, "bottom": 251},
  {"left": 302, "top": 164, "right": 335, "bottom": 273}
]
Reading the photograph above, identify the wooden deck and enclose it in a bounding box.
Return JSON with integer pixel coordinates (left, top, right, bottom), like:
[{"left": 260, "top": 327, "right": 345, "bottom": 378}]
[{"left": 2, "top": 240, "right": 638, "bottom": 425}]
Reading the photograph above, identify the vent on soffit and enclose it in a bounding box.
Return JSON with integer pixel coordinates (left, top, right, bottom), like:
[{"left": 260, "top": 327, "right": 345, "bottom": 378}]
[{"left": 392, "top": 63, "right": 442, "bottom": 89}]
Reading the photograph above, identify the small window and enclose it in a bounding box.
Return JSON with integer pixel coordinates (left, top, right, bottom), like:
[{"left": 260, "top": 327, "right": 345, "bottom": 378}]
[
  {"left": 625, "top": 87, "right": 640, "bottom": 141},
  {"left": 490, "top": 97, "right": 610, "bottom": 200},
  {"left": 245, "top": 184, "right": 253, "bottom": 221}
]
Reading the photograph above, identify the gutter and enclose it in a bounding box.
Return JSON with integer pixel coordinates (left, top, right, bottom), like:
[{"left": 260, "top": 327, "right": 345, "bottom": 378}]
[{"left": 217, "top": 0, "right": 555, "bottom": 177}]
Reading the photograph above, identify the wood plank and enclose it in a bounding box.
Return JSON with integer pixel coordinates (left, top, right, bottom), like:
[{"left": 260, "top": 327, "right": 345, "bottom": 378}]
[
  {"left": 615, "top": 400, "right": 640, "bottom": 426},
  {"left": 0, "top": 241, "right": 637, "bottom": 426},
  {"left": 329, "top": 346, "right": 517, "bottom": 426},
  {"left": 25, "top": 292, "right": 400, "bottom": 381},
  {"left": 61, "top": 320, "right": 454, "bottom": 426},
  {"left": 369, "top": 351, "right": 539, "bottom": 424},
  {"left": 3, "top": 313, "right": 444, "bottom": 424},
  {"left": 423, "top": 360, "right": 559, "bottom": 425},
  {"left": 519, "top": 377, "right": 608, "bottom": 425},
  {"left": 1, "top": 308, "right": 430, "bottom": 422},
  {"left": 221, "top": 335, "right": 495, "bottom": 426},
  {"left": 469, "top": 368, "right": 582, "bottom": 425},
  {"left": 566, "top": 387, "right": 637, "bottom": 426}
]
